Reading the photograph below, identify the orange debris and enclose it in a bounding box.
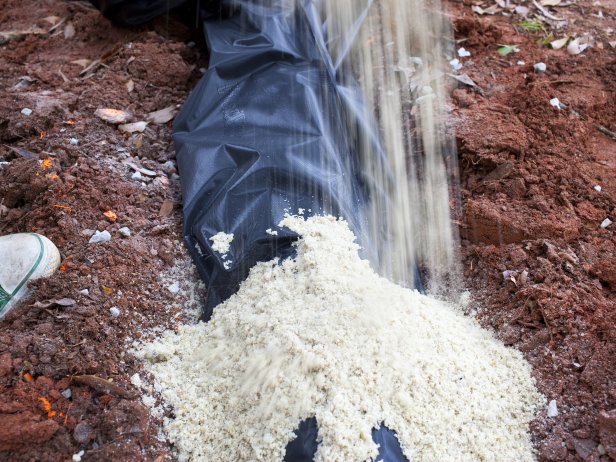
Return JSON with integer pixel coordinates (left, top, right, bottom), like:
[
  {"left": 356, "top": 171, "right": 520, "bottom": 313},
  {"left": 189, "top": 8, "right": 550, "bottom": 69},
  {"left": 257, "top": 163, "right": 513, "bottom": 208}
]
[
  {"left": 38, "top": 397, "right": 57, "bottom": 418},
  {"left": 103, "top": 210, "right": 117, "bottom": 222}
]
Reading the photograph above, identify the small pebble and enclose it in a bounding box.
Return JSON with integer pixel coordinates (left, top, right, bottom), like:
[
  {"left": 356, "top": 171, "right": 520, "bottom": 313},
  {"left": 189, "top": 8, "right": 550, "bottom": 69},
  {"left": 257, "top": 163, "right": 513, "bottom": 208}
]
[
  {"left": 449, "top": 58, "right": 462, "bottom": 71},
  {"left": 600, "top": 218, "right": 613, "bottom": 228},
  {"left": 533, "top": 62, "right": 547, "bottom": 73},
  {"left": 109, "top": 307, "right": 121, "bottom": 317},
  {"left": 69, "top": 138, "right": 79, "bottom": 145},
  {"left": 89, "top": 230, "right": 111, "bottom": 244},
  {"left": 458, "top": 47, "right": 471, "bottom": 58},
  {"left": 72, "top": 451, "right": 85, "bottom": 462},
  {"left": 118, "top": 227, "right": 131, "bottom": 237},
  {"left": 547, "top": 399, "right": 559, "bottom": 417},
  {"left": 61, "top": 388, "right": 72, "bottom": 399},
  {"left": 21, "top": 108, "right": 32, "bottom": 116},
  {"left": 516, "top": 60, "right": 525, "bottom": 66},
  {"left": 79, "top": 289, "right": 89, "bottom": 296},
  {"left": 167, "top": 283, "right": 180, "bottom": 294},
  {"left": 73, "top": 421, "right": 93, "bottom": 444},
  {"left": 593, "top": 185, "right": 602, "bottom": 192},
  {"left": 131, "top": 171, "right": 143, "bottom": 181},
  {"left": 549, "top": 98, "right": 562, "bottom": 109}
]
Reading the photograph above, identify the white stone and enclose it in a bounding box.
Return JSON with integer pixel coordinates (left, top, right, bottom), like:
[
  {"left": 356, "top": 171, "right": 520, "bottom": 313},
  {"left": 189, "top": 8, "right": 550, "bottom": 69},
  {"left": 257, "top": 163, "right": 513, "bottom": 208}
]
[
  {"left": 533, "top": 62, "right": 547, "bottom": 73},
  {"left": 21, "top": 108, "right": 32, "bottom": 116},
  {"left": 458, "top": 47, "right": 471, "bottom": 58},
  {"left": 88, "top": 230, "right": 111, "bottom": 244},
  {"left": 167, "top": 283, "right": 180, "bottom": 294},
  {"left": 594, "top": 185, "right": 602, "bottom": 192},
  {"left": 109, "top": 307, "right": 121, "bottom": 317},
  {"left": 600, "top": 218, "right": 613, "bottom": 228},
  {"left": 118, "top": 227, "right": 131, "bottom": 237},
  {"left": 547, "top": 399, "right": 558, "bottom": 417},
  {"left": 131, "top": 171, "right": 143, "bottom": 181},
  {"left": 449, "top": 58, "right": 462, "bottom": 71}
]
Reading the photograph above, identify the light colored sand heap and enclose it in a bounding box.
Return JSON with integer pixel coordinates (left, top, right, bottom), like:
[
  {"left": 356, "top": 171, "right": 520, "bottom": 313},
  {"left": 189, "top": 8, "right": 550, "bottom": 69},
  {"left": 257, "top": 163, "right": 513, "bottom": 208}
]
[{"left": 137, "top": 215, "right": 543, "bottom": 462}]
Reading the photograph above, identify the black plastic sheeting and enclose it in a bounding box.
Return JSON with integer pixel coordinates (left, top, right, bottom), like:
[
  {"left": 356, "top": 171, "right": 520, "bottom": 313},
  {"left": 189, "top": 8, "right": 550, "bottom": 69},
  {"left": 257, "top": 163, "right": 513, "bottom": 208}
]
[
  {"left": 284, "top": 417, "right": 409, "bottom": 462},
  {"left": 90, "top": 1, "right": 410, "bottom": 461},
  {"left": 175, "top": 0, "right": 382, "bottom": 318}
]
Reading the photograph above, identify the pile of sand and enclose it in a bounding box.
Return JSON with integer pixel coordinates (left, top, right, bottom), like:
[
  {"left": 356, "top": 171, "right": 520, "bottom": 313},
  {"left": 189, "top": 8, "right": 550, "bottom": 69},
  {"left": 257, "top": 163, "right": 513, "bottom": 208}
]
[{"left": 136, "top": 215, "right": 543, "bottom": 461}]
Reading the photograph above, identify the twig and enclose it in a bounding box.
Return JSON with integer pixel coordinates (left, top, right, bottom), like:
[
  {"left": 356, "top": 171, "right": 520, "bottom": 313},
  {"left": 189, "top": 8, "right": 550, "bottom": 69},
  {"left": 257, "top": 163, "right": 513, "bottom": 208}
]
[
  {"left": 72, "top": 375, "right": 136, "bottom": 398},
  {"left": 532, "top": 0, "right": 565, "bottom": 21},
  {"left": 598, "top": 126, "right": 616, "bottom": 142}
]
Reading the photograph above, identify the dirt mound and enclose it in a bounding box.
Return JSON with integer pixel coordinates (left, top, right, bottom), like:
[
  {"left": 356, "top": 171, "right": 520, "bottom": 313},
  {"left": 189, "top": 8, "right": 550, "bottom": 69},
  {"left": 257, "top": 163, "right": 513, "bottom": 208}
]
[{"left": 451, "top": 1, "right": 616, "bottom": 460}]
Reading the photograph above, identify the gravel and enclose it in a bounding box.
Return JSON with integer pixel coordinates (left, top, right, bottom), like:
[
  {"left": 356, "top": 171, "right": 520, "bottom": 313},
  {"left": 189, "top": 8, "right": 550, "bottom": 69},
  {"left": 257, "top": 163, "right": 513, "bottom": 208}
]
[{"left": 88, "top": 230, "right": 111, "bottom": 244}]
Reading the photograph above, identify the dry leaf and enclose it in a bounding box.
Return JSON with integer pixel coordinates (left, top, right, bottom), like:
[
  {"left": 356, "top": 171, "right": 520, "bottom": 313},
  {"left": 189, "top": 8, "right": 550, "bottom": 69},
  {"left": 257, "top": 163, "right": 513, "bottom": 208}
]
[
  {"left": 472, "top": 4, "right": 502, "bottom": 14},
  {"left": 159, "top": 200, "right": 174, "bottom": 217},
  {"left": 5, "top": 145, "right": 36, "bottom": 159},
  {"left": 118, "top": 121, "right": 148, "bottom": 133},
  {"left": 32, "top": 298, "right": 76, "bottom": 308},
  {"left": 72, "top": 375, "right": 136, "bottom": 398},
  {"left": 125, "top": 161, "right": 157, "bottom": 177},
  {"left": 95, "top": 108, "right": 131, "bottom": 124},
  {"left": 533, "top": 0, "right": 565, "bottom": 20},
  {"left": 448, "top": 73, "right": 478, "bottom": 88},
  {"left": 147, "top": 106, "right": 176, "bottom": 124},
  {"left": 550, "top": 37, "right": 570, "bottom": 49},
  {"left": 0, "top": 27, "right": 47, "bottom": 44},
  {"left": 567, "top": 37, "right": 591, "bottom": 55},
  {"left": 79, "top": 59, "right": 102, "bottom": 77},
  {"left": 71, "top": 58, "right": 91, "bottom": 68}
]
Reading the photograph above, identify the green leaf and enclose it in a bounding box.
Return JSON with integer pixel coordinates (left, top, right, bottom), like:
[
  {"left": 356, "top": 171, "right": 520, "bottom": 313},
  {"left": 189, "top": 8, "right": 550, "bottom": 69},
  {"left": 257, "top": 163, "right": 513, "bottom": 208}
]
[{"left": 497, "top": 45, "right": 519, "bottom": 56}]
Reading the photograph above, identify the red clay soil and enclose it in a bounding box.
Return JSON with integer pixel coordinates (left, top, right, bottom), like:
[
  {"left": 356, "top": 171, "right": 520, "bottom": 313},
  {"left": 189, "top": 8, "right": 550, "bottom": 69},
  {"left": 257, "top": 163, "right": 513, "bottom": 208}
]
[
  {"left": 0, "top": 0, "right": 614, "bottom": 461},
  {"left": 450, "top": 0, "right": 616, "bottom": 460},
  {"left": 0, "top": 1, "right": 206, "bottom": 460}
]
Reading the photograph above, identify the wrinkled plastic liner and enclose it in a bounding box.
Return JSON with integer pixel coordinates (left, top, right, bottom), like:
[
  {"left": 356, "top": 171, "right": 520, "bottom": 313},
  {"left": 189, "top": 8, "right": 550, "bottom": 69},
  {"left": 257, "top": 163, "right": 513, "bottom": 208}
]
[{"left": 174, "top": 1, "right": 380, "bottom": 318}]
